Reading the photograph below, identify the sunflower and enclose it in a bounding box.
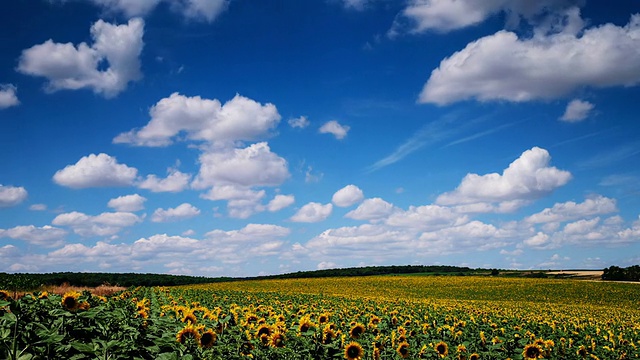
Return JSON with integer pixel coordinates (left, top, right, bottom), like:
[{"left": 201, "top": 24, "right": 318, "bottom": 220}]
[
  {"left": 200, "top": 329, "right": 216, "bottom": 348},
  {"left": 469, "top": 353, "right": 480, "bottom": 360},
  {"left": 182, "top": 311, "right": 197, "bottom": 324},
  {"left": 523, "top": 344, "right": 543, "bottom": 359},
  {"left": 323, "top": 325, "right": 338, "bottom": 344},
  {"left": 270, "top": 331, "right": 285, "bottom": 348},
  {"left": 344, "top": 341, "right": 364, "bottom": 360},
  {"left": 318, "top": 312, "right": 330, "bottom": 324},
  {"left": 0, "top": 290, "right": 10, "bottom": 300},
  {"left": 350, "top": 323, "right": 365, "bottom": 339},
  {"left": 396, "top": 341, "right": 410, "bottom": 358},
  {"left": 38, "top": 291, "right": 48, "bottom": 299},
  {"left": 298, "top": 316, "right": 315, "bottom": 334},
  {"left": 61, "top": 291, "right": 81, "bottom": 311},
  {"left": 435, "top": 341, "right": 449, "bottom": 357},
  {"left": 255, "top": 324, "right": 272, "bottom": 338},
  {"left": 176, "top": 324, "right": 201, "bottom": 344},
  {"left": 577, "top": 345, "right": 589, "bottom": 358}
]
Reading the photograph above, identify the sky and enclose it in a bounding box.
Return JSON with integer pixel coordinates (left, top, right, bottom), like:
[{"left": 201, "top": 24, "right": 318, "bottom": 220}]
[{"left": 1, "top": 0, "right": 640, "bottom": 277}]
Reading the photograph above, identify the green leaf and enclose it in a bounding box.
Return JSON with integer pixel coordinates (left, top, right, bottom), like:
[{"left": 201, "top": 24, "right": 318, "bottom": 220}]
[{"left": 156, "top": 353, "right": 179, "bottom": 360}]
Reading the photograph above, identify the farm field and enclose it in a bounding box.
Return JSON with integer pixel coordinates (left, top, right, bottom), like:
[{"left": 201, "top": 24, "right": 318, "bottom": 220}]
[{"left": 2, "top": 276, "right": 640, "bottom": 359}]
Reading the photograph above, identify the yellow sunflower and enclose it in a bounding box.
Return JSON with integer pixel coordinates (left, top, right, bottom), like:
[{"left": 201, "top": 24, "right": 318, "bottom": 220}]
[
  {"left": 38, "top": 291, "right": 48, "bottom": 299},
  {"left": 523, "top": 344, "right": 543, "bottom": 359},
  {"left": 200, "top": 329, "right": 216, "bottom": 348},
  {"left": 435, "top": 341, "right": 449, "bottom": 357},
  {"left": 270, "top": 331, "right": 285, "bottom": 348},
  {"left": 176, "top": 324, "right": 201, "bottom": 344},
  {"left": 397, "top": 341, "right": 410, "bottom": 359},
  {"left": 350, "top": 323, "right": 366, "bottom": 339},
  {"left": 344, "top": 341, "right": 364, "bottom": 360},
  {"left": 469, "top": 353, "right": 480, "bottom": 360},
  {"left": 61, "top": 291, "right": 81, "bottom": 311},
  {"left": 255, "top": 324, "right": 272, "bottom": 338}
]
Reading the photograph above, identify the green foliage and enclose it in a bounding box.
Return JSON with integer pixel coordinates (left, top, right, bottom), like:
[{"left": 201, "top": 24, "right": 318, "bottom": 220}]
[{"left": 602, "top": 265, "right": 640, "bottom": 281}]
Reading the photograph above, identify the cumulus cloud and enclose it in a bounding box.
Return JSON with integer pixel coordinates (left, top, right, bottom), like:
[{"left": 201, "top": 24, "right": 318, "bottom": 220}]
[
  {"left": 560, "top": 99, "right": 594, "bottom": 122},
  {"left": 0, "top": 184, "right": 28, "bottom": 207},
  {"left": 436, "top": 147, "right": 571, "bottom": 209},
  {"left": 113, "top": 93, "right": 280, "bottom": 146},
  {"left": 420, "top": 12, "right": 640, "bottom": 105},
  {"left": 288, "top": 116, "right": 310, "bottom": 129},
  {"left": 60, "top": 0, "right": 228, "bottom": 22},
  {"left": 0, "top": 84, "right": 19, "bottom": 109},
  {"left": 193, "top": 142, "right": 289, "bottom": 189},
  {"left": 107, "top": 194, "right": 147, "bottom": 212},
  {"left": 201, "top": 185, "right": 266, "bottom": 219},
  {"left": 332, "top": 185, "right": 364, "bottom": 207},
  {"left": 391, "top": 0, "right": 579, "bottom": 34},
  {"left": 290, "top": 202, "right": 333, "bottom": 223},
  {"left": 0, "top": 225, "right": 67, "bottom": 247},
  {"left": 53, "top": 153, "right": 138, "bottom": 188},
  {"left": 526, "top": 195, "right": 617, "bottom": 224},
  {"left": 203, "top": 224, "right": 291, "bottom": 263},
  {"left": 17, "top": 18, "right": 144, "bottom": 98},
  {"left": 138, "top": 168, "right": 191, "bottom": 192},
  {"left": 345, "top": 198, "right": 397, "bottom": 221},
  {"left": 52, "top": 211, "right": 141, "bottom": 237},
  {"left": 319, "top": 120, "right": 350, "bottom": 140},
  {"left": 151, "top": 203, "right": 201, "bottom": 222},
  {"left": 267, "top": 194, "right": 295, "bottom": 212}
]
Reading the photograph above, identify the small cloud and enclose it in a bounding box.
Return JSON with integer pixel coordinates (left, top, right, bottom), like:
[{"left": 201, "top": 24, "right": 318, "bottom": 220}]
[
  {"left": 107, "top": 194, "right": 147, "bottom": 212},
  {"left": 0, "top": 185, "right": 28, "bottom": 207},
  {"left": 0, "top": 84, "right": 19, "bottom": 109},
  {"left": 319, "top": 120, "right": 350, "bottom": 140},
  {"left": 305, "top": 166, "right": 323, "bottom": 183},
  {"left": 288, "top": 116, "right": 310, "bottom": 129},
  {"left": 560, "top": 99, "right": 594, "bottom": 122},
  {"left": 332, "top": 185, "right": 364, "bottom": 207},
  {"left": 267, "top": 194, "right": 295, "bottom": 212},
  {"left": 151, "top": 203, "right": 201, "bottom": 223},
  {"left": 290, "top": 202, "right": 333, "bottom": 223},
  {"left": 29, "top": 204, "right": 47, "bottom": 211}
]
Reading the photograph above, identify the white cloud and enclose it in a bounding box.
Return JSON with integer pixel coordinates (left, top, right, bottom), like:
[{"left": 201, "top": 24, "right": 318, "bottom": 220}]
[
  {"left": 113, "top": 93, "right": 280, "bottom": 146},
  {"left": 0, "top": 84, "right": 19, "bottom": 109},
  {"left": 193, "top": 142, "right": 289, "bottom": 189},
  {"left": 420, "top": 13, "right": 640, "bottom": 105},
  {"left": 436, "top": 147, "right": 571, "bottom": 209},
  {"left": 267, "top": 194, "right": 295, "bottom": 212},
  {"left": 290, "top": 202, "right": 333, "bottom": 223},
  {"left": 138, "top": 168, "right": 191, "bottom": 192},
  {"left": 201, "top": 185, "right": 266, "bottom": 219},
  {"left": 151, "top": 203, "right": 201, "bottom": 222},
  {"left": 177, "top": 0, "right": 228, "bottom": 22},
  {"left": 83, "top": 0, "right": 162, "bottom": 17},
  {"left": 64, "top": 0, "right": 228, "bottom": 22},
  {"left": 391, "top": 0, "right": 579, "bottom": 34},
  {"left": 53, "top": 153, "right": 138, "bottom": 188},
  {"left": 523, "top": 232, "right": 551, "bottom": 248},
  {"left": 385, "top": 204, "right": 468, "bottom": 231},
  {"left": 319, "top": 120, "right": 350, "bottom": 140},
  {"left": 52, "top": 211, "right": 141, "bottom": 237},
  {"left": 288, "top": 116, "right": 310, "bottom": 129},
  {"left": 17, "top": 18, "right": 144, "bottom": 98},
  {"left": 0, "top": 184, "right": 28, "bottom": 207},
  {"left": 0, "top": 225, "right": 66, "bottom": 247},
  {"left": 342, "top": 0, "right": 370, "bottom": 11},
  {"left": 560, "top": 99, "right": 594, "bottom": 122},
  {"left": 345, "top": 198, "right": 397, "bottom": 221},
  {"left": 332, "top": 184, "right": 364, "bottom": 207},
  {"left": 29, "top": 204, "right": 47, "bottom": 211},
  {"left": 317, "top": 261, "right": 338, "bottom": 270},
  {"left": 526, "top": 195, "right": 617, "bottom": 224},
  {"left": 107, "top": 194, "right": 147, "bottom": 212}
]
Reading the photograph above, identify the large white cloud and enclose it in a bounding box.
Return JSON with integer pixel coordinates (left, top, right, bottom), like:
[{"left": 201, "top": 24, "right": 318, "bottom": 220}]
[
  {"left": 0, "top": 225, "right": 67, "bottom": 247},
  {"left": 0, "top": 184, "right": 28, "bottom": 207},
  {"left": 201, "top": 185, "right": 266, "bottom": 219},
  {"left": 332, "top": 185, "right": 364, "bottom": 207},
  {"left": 420, "top": 12, "right": 640, "bottom": 105},
  {"left": 436, "top": 147, "right": 571, "bottom": 208},
  {"left": 53, "top": 153, "right": 138, "bottom": 188},
  {"left": 151, "top": 203, "right": 201, "bottom": 223},
  {"left": 107, "top": 194, "right": 147, "bottom": 212},
  {"left": 0, "top": 84, "right": 19, "bottom": 109},
  {"left": 113, "top": 93, "right": 280, "bottom": 146},
  {"left": 17, "top": 18, "right": 144, "bottom": 98},
  {"left": 290, "top": 202, "right": 333, "bottom": 223},
  {"left": 138, "top": 168, "right": 191, "bottom": 192},
  {"left": 526, "top": 195, "right": 617, "bottom": 224},
  {"left": 77, "top": 0, "right": 228, "bottom": 21},
  {"left": 392, "top": 0, "right": 579, "bottom": 34},
  {"left": 193, "top": 142, "right": 289, "bottom": 189},
  {"left": 52, "top": 211, "right": 141, "bottom": 237}
]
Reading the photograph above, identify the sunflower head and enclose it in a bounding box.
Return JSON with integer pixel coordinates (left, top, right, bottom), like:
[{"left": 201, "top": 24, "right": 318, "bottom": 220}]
[
  {"left": 270, "top": 331, "right": 285, "bottom": 348},
  {"left": 344, "top": 341, "right": 364, "bottom": 360},
  {"left": 182, "top": 311, "right": 197, "bottom": 324},
  {"left": 397, "top": 341, "right": 410, "bottom": 359},
  {"left": 577, "top": 345, "right": 589, "bottom": 358},
  {"left": 176, "top": 324, "right": 201, "bottom": 344},
  {"left": 298, "top": 316, "right": 315, "bottom": 334},
  {"left": 256, "top": 324, "right": 272, "bottom": 338},
  {"left": 435, "top": 341, "right": 449, "bottom": 357},
  {"left": 38, "top": 291, "right": 48, "bottom": 299},
  {"left": 469, "top": 353, "right": 480, "bottom": 360},
  {"left": 350, "top": 323, "right": 366, "bottom": 339},
  {"left": 523, "top": 344, "right": 543, "bottom": 359},
  {"left": 61, "top": 291, "right": 81, "bottom": 311},
  {"left": 318, "top": 313, "right": 329, "bottom": 324},
  {"left": 200, "top": 329, "right": 216, "bottom": 348}
]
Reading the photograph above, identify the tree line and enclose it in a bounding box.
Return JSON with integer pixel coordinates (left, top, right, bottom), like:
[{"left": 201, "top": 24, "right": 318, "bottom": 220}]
[{"left": 602, "top": 265, "right": 640, "bottom": 281}]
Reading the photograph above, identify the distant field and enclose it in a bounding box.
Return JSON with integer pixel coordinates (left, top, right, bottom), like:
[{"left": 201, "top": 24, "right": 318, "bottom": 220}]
[{"left": 3, "top": 276, "right": 639, "bottom": 359}]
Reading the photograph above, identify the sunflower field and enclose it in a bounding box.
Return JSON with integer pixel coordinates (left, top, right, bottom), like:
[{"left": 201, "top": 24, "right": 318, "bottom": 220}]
[{"left": 2, "top": 276, "right": 639, "bottom": 359}]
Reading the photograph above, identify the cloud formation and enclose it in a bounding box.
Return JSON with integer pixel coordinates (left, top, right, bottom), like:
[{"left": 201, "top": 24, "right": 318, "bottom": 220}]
[
  {"left": 151, "top": 203, "right": 201, "bottom": 223},
  {"left": 18, "top": 18, "right": 144, "bottom": 98},
  {"left": 53, "top": 153, "right": 138, "bottom": 188},
  {"left": 290, "top": 202, "right": 333, "bottom": 223},
  {"left": 0, "top": 84, "right": 19, "bottom": 109},
  {"left": 560, "top": 99, "right": 595, "bottom": 122},
  {"left": 332, "top": 185, "right": 364, "bottom": 207},
  {"left": 319, "top": 120, "right": 350, "bottom": 140},
  {"left": 107, "top": 194, "right": 147, "bottom": 212},
  {"left": 52, "top": 211, "right": 142, "bottom": 237},
  {"left": 79, "top": 0, "right": 228, "bottom": 21},
  {"left": 0, "top": 185, "right": 28, "bottom": 207},
  {"left": 420, "top": 12, "right": 640, "bottom": 104},
  {"left": 138, "top": 169, "right": 191, "bottom": 192},
  {"left": 0, "top": 225, "right": 67, "bottom": 247}
]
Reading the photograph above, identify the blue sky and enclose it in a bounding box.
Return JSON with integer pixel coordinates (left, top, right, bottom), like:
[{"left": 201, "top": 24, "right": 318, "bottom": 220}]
[{"left": 1, "top": 0, "right": 639, "bottom": 276}]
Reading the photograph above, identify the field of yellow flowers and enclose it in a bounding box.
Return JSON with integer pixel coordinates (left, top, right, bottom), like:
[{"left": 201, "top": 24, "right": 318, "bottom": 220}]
[{"left": 2, "top": 275, "right": 639, "bottom": 359}]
